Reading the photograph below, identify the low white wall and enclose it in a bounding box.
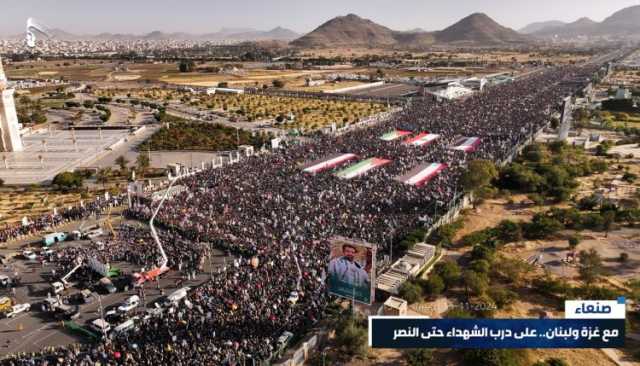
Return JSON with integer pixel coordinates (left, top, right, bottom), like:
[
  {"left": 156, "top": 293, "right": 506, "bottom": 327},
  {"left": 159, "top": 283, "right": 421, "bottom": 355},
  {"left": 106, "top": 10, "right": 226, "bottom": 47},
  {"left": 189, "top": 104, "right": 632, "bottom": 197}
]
[{"left": 324, "top": 81, "right": 385, "bottom": 94}]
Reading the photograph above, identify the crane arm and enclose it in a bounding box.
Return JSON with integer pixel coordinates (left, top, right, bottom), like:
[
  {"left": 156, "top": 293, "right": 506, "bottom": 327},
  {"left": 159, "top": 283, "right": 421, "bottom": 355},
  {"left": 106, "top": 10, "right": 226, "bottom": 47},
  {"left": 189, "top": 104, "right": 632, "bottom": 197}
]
[
  {"left": 149, "top": 174, "right": 182, "bottom": 269},
  {"left": 61, "top": 258, "right": 84, "bottom": 286}
]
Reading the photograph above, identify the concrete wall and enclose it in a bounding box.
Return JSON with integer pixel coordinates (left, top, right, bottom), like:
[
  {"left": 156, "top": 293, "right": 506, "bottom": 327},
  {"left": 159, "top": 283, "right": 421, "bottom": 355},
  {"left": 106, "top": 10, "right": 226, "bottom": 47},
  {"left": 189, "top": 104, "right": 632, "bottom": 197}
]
[{"left": 324, "top": 81, "right": 385, "bottom": 94}]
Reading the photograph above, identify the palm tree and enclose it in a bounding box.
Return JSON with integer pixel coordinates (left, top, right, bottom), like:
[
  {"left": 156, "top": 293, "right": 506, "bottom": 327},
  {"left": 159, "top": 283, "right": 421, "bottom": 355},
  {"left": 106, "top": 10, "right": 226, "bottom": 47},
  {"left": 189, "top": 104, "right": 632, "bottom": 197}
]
[
  {"left": 96, "top": 167, "right": 111, "bottom": 189},
  {"left": 136, "top": 154, "right": 150, "bottom": 177},
  {"left": 115, "top": 155, "right": 129, "bottom": 175}
]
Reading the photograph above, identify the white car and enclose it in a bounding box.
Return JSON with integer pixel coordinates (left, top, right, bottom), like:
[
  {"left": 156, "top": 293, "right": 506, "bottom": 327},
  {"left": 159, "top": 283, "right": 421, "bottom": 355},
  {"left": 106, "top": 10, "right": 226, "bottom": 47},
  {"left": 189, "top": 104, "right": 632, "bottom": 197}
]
[
  {"left": 6, "top": 303, "right": 30, "bottom": 318},
  {"left": 22, "top": 250, "right": 37, "bottom": 261},
  {"left": 117, "top": 295, "right": 140, "bottom": 313},
  {"left": 164, "top": 287, "right": 190, "bottom": 306}
]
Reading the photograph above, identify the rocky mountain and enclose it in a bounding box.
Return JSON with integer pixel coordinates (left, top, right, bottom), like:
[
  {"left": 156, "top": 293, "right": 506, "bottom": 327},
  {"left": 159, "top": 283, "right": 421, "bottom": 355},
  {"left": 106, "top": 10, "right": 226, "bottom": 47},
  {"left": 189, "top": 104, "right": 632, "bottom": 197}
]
[
  {"left": 532, "top": 17, "right": 598, "bottom": 38},
  {"left": 434, "top": 13, "right": 530, "bottom": 45},
  {"left": 290, "top": 14, "right": 398, "bottom": 48},
  {"left": 599, "top": 5, "right": 640, "bottom": 35},
  {"left": 519, "top": 20, "right": 567, "bottom": 34},
  {"left": 530, "top": 5, "right": 640, "bottom": 40},
  {"left": 291, "top": 12, "right": 530, "bottom": 48},
  {"left": 221, "top": 27, "right": 300, "bottom": 42}
]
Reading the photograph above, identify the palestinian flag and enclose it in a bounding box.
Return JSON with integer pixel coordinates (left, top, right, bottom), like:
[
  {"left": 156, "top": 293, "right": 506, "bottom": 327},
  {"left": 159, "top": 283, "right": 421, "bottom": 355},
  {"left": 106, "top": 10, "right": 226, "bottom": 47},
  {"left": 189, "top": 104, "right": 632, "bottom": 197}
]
[
  {"left": 380, "top": 130, "right": 412, "bottom": 141},
  {"left": 451, "top": 137, "right": 481, "bottom": 152},
  {"left": 404, "top": 132, "right": 440, "bottom": 147},
  {"left": 396, "top": 163, "right": 446, "bottom": 186},
  {"left": 336, "top": 158, "right": 391, "bottom": 179},
  {"left": 303, "top": 153, "right": 357, "bottom": 174}
]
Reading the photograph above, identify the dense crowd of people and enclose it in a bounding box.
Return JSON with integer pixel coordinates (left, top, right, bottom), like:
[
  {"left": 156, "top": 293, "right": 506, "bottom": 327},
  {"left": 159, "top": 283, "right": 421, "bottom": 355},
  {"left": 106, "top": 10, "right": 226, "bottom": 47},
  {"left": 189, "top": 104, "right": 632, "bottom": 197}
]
[
  {"left": 52, "top": 224, "right": 207, "bottom": 282},
  {"left": 4, "top": 63, "right": 601, "bottom": 365},
  {"left": 0, "top": 195, "right": 126, "bottom": 244}
]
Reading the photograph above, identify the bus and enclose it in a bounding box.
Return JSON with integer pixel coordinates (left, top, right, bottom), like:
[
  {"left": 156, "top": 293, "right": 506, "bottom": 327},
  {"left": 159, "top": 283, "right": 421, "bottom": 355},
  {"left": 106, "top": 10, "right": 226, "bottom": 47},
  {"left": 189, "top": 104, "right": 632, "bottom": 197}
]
[{"left": 42, "top": 232, "right": 67, "bottom": 247}]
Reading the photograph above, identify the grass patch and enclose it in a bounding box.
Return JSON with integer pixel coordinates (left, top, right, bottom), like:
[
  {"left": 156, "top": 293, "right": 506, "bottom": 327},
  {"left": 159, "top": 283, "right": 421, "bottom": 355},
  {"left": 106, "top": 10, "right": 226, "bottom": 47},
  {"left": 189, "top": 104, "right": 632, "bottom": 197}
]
[{"left": 138, "top": 121, "right": 272, "bottom": 151}]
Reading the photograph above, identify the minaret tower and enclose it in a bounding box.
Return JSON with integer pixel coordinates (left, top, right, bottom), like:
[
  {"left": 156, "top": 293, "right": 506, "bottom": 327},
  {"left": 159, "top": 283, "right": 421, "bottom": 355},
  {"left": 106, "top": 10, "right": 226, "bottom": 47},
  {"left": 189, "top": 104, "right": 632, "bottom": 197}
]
[{"left": 0, "top": 56, "right": 24, "bottom": 152}]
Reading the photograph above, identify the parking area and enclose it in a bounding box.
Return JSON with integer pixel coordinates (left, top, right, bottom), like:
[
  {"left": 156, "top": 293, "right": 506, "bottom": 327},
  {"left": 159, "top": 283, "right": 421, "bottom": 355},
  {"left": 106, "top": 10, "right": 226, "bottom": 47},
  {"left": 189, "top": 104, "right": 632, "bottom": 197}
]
[{"left": 0, "top": 224, "right": 231, "bottom": 354}]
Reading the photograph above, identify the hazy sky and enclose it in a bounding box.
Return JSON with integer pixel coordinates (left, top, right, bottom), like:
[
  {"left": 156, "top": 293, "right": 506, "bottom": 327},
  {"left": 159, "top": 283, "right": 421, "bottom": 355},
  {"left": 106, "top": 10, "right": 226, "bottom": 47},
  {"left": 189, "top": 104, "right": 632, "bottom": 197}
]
[{"left": 2, "top": 0, "right": 640, "bottom": 35}]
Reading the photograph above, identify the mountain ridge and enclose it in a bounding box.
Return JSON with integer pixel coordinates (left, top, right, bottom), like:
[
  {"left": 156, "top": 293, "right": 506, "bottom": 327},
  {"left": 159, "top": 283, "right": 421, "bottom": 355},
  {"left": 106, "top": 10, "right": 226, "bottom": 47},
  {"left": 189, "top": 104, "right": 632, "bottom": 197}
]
[
  {"left": 2, "top": 27, "right": 300, "bottom": 42},
  {"left": 291, "top": 12, "right": 530, "bottom": 48},
  {"left": 530, "top": 5, "right": 640, "bottom": 40},
  {"left": 519, "top": 20, "right": 567, "bottom": 34}
]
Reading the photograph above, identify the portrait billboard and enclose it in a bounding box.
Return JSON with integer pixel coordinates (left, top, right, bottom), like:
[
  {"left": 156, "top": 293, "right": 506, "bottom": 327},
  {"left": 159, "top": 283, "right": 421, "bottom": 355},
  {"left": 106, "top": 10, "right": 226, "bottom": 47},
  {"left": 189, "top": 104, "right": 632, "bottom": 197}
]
[{"left": 327, "top": 236, "right": 376, "bottom": 304}]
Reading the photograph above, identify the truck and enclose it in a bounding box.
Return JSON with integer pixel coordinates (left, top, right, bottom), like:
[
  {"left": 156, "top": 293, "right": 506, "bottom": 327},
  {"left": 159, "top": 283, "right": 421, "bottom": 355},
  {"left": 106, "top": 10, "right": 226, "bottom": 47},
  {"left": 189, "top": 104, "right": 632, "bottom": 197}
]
[
  {"left": 63, "top": 321, "right": 100, "bottom": 341},
  {"left": 99, "top": 277, "right": 117, "bottom": 294},
  {"left": 42, "top": 232, "right": 67, "bottom": 247},
  {"left": 84, "top": 228, "right": 104, "bottom": 240},
  {"left": 42, "top": 297, "right": 80, "bottom": 320},
  {"left": 0, "top": 297, "right": 13, "bottom": 316},
  {"left": 87, "top": 318, "right": 111, "bottom": 336}
]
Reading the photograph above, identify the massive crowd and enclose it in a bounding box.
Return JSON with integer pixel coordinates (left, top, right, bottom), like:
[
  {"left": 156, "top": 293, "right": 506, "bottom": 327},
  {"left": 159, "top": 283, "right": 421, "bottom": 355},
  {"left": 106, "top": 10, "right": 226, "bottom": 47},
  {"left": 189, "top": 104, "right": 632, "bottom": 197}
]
[
  {"left": 0, "top": 195, "right": 126, "bottom": 244},
  {"left": 52, "top": 224, "right": 207, "bottom": 282},
  {"left": 4, "top": 64, "right": 601, "bottom": 365}
]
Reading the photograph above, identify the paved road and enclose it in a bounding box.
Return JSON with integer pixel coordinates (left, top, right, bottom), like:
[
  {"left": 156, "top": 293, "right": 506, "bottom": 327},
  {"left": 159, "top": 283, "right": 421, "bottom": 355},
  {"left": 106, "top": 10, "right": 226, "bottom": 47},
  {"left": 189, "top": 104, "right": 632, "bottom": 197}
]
[
  {"left": 90, "top": 125, "right": 159, "bottom": 169},
  {"left": 0, "top": 215, "right": 232, "bottom": 355}
]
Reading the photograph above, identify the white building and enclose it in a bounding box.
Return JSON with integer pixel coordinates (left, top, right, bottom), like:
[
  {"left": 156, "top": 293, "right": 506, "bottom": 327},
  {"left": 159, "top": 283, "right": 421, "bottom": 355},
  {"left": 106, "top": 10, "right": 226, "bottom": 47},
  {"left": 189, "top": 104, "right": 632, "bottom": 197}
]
[
  {"left": 462, "top": 77, "right": 487, "bottom": 91},
  {"left": 206, "top": 87, "right": 244, "bottom": 95},
  {"left": 0, "top": 57, "right": 24, "bottom": 152},
  {"left": 425, "top": 82, "right": 474, "bottom": 100}
]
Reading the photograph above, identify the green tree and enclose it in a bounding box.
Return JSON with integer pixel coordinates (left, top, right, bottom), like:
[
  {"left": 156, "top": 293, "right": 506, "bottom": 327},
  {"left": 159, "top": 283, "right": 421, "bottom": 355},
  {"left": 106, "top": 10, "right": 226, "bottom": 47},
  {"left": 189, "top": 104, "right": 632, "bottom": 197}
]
[
  {"left": 578, "top": 249, "right": 605, "bottom": 285},
  {"left": 52, "top": 171, "right": 83, "bottom": 189},
  {"left": 96, "top": 168, "right": 111, "bottom": 189},
  {"left": 470, "top": 259, "right": 491, "bottom": 274},
  {"left": 523, "top": 144, "right": 547, "bottom": 162},
  {"left": 528, "top": 193, "right": 544, "bottom": 206},
  {"left": 30, "top": 111, "right": 47, "bottom": 124},
  {"left": 495, "top": 220, "right": 523, "bottom": 243},
  {"left": 461, "top": 160, "right": 498, "bottom": 194},
  {"left": 602, "top": 210, "right": 616, "bottom": 237},
  {"left": 488, "top": 286, "right": 518, "bottom": 309},
  {"left": 495, "top": 257, "right": 532, "bottom": 286},
  {"left": 334, "top": 316, "right": 368, "bottom": 358},
  {"left": 272, "top": 79, "right": 286, "bottom": 88},
  {"left": 398, "top": 281, "right": 423, "bottom": 304},
  {"left": 424, "top": 274, "right": 445, "bottom": 297},
  {"left": 568, "top": 235, "right": 581, "bottom": 250},
  {"left": 115, "top": 155, "right": 129, "bottom": 173},
  {"left": 434, "top": 261, "right": 461, "bottom": 289},
  {"left": 463, "top": 270, "right": 488, "bottom": 297},
  {"left": 136, "top": 154, "right": 151, "bottom": 176},
  {"left": 178, "top": 60, "right": 195, "bottom": 72},
  {"left": 523, "top": 214, "right": 563, "bottom": 240},
  {"left": 463, "top": 349, "right": 524, "bottom": 366},
  {"left": 404, "top": 349, "right": 433, "bottom": 365}
]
